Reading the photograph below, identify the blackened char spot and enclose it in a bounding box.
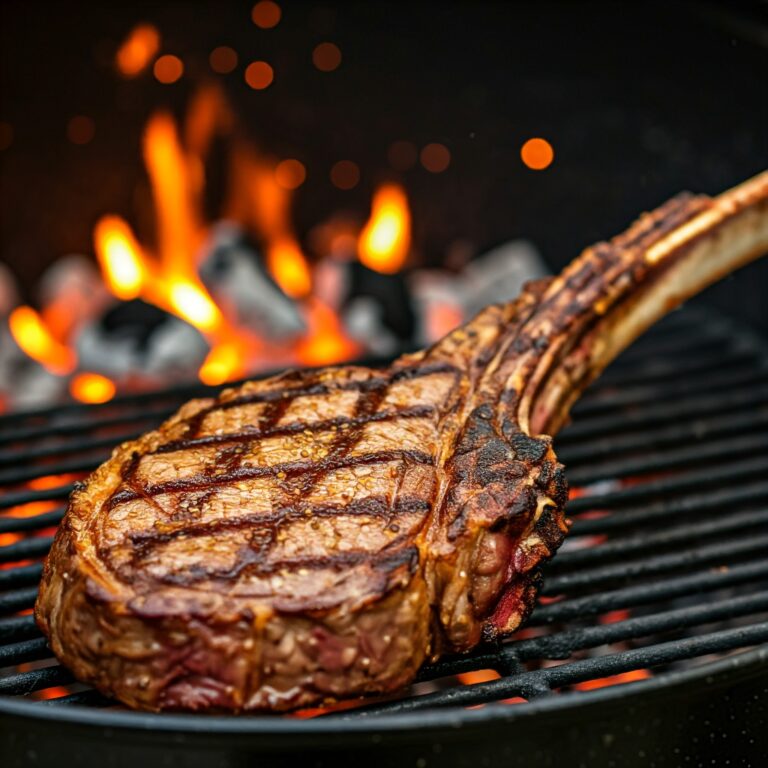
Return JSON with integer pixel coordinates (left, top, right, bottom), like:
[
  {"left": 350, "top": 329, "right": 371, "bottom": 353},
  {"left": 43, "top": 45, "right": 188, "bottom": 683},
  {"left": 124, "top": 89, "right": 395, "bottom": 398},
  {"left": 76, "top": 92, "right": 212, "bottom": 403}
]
[{"left": 509, "top": 433, "right": 550, "bottom": 463}]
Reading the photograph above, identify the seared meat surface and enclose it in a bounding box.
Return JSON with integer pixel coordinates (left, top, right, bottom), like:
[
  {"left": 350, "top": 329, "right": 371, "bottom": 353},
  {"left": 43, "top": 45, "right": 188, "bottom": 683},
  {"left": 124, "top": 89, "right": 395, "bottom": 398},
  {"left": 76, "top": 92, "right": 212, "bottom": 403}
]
[{"left": 36, "top": 173, "right": 768, "bottom": 712}]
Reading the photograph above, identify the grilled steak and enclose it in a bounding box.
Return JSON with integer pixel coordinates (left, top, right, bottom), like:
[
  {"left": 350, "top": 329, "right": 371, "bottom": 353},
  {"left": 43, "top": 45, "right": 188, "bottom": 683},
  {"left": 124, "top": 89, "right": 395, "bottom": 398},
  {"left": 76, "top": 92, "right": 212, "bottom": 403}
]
[{"left": 36, "top": 172, "right": 768, "bottom": 712}]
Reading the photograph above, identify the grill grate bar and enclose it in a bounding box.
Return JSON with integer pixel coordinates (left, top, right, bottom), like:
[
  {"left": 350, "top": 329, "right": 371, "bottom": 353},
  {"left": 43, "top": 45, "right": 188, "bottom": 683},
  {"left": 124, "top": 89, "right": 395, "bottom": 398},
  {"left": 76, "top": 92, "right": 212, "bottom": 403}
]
[
  {"left": 0, "top": 409, "right": 174, "bottom": 448},
  {"left": 0, "top": 586, "right": 39, "bottom": 615},
  {"left": 0, "top": 636, "right": 49, "bottom": 667},
  {"left": 348, "top": 622, "right": 768, "bottom": 716},
  {"left": 419, "top": 589, "right": 768, "bottom": 681},
  {"left": 593, "top": 347, "right": 760, "bottom": 390},
  {"left": 543, "top": 531, "right": 768, "bottom": 593},
  {"left": 567, "top": 455, "right": 768, "bottom": 514},
  {"left": 0, "top": 615, "right": 41, "bottom": 643},
  {"left": 0, "top": 433, "right": 145, "bottom": 469},
  {"left": 0, "top": 563, "right": 43, "bottom": 591},
  {"left": 0, "top": 663, "right": 75, "bottom": 695},
  {"left": 0, "top": 486, "right": 75, "bottom": 511},
  {"left": 533, "top": 559, "right": 768, "bottom": 622},
  {"left": 0, "top": 509, "right": 65, "bottom": 535},
  {"left": 558, "top": 383, "right": 768, "bottom": 444},
  {"left": 570, "top": 480, "right": 768, "bottom": 535},
  {"left": 560, "top": 507, "right": 768, "bottom": 566},
  {"left": 559, "top": 408, "right": 768, "bottom": 466},
  {"left": 37, "top": 690, "right": 112, "bottom": 708},
  {"left": 572, "top": 368, "right": 768, "bottom": 419},
  {"left": 0, "top": 536, "right": 55, "bottom": 565},
  {"left": 565, "top": 431, "right": 768, "bottom": 485}
]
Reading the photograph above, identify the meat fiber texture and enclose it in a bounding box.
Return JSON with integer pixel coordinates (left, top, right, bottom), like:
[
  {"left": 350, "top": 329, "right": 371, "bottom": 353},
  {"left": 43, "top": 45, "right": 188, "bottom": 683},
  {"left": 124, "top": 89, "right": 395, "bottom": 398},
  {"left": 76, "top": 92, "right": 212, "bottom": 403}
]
[{"left": 36, "top": 172, "right": 768, "bottom": 712}]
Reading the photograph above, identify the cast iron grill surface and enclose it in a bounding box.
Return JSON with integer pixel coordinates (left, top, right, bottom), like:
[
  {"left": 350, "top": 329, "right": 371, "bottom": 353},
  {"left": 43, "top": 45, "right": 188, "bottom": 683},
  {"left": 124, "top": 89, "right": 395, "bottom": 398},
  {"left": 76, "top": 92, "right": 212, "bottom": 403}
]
[{"left": 1, "top": 307, "right": 767, "bottom": 737}]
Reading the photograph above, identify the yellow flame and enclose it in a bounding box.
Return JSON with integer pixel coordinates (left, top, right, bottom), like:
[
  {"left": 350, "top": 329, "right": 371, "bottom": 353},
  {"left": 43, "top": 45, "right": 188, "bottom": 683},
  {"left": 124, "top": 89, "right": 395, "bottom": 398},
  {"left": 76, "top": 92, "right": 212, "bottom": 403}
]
[
  {"left": 198, "top": 338, "right": 247, "bottom": 386},
  {"left": 9, "top": 306, "right": 77, "bottom": 374},
  {"left": 70, "top": 372, "right": 116, "bottom": 404},
  {"left": 168, "top": 281, "right": 222, "bottom": 333},
  {"left": 94, "top": 215, "right": 147, "bottom": 300},
  {"left": 358, "top": 184, "right": 411, "bottom": 274}
]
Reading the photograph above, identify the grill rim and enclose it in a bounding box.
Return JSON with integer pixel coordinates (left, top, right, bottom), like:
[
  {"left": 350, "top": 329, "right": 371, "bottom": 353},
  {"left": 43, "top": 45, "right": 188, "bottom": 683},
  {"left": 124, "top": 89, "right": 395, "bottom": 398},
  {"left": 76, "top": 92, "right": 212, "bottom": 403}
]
[{"left": 1, "top": 644, "right": 766, "bottom": 737}]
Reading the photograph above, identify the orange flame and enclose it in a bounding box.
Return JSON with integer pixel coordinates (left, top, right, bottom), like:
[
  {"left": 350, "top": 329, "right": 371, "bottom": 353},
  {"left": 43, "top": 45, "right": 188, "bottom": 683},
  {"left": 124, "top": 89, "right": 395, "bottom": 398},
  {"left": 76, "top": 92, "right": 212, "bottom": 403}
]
[
  {"left": 358, "top": 183, "right": 411, "bottom": 274},
  {"left": 296, "top": 299, "right": 359, "bottom": 367},
  {"left": 70, "top": 372, "right": 116, "bottom": 404},
  {"left": 8, "top": 306, "right": 77, "bottom": 374},
  {"left": 227, "top": 144, "right": 312, "bottom": 298},
  {"left": 115, "top": 24, "right": 160, "bottom": 78},
  {"left": 143, "top": 112, "right": 205, "bottom": 276}
]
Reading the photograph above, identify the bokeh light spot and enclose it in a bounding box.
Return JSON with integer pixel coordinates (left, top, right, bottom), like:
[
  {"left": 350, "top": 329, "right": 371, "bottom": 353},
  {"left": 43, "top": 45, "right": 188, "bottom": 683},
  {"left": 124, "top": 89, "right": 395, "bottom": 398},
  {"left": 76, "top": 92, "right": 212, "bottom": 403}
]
[
  {"left": 420, "top": 143, "right": 451, "bottom": 173},
  {"left": 252, "top": 1, "right": 281, "bottom": 29},
  {"left": 245, "top": 61, "right": 274, "bottom": 90},
  {"left": 153, "top": 55, "right": 184, "bottom": 84},
  {"left": 115, "top": 23, "right": 160, "bottom": 78},
  {"left": 66, "top": 116, "right": 95, "bottom": 145},
  {"left": 312, "top": 42, "right": 342, "bottom": 72},
  {"left": 209, "top": 46, "right": 238, "bottom": 74},
  {"left": 521, "top": 137, "right": 554, "bottom": 170},
  {"left": 275, "top": 159, "right": 306, "bottom": 189},
  {"left": 330, "top": 160, "right": 360, "bottom": 190}
]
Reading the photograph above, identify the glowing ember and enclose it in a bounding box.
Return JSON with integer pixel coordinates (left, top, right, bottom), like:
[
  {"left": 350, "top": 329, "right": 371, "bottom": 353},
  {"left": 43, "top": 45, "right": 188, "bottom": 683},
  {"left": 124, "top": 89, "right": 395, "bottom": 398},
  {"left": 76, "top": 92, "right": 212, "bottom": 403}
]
[
  {"left": 358, "top": 183, "right": 411, "bottom": 274},
  {"left": 8, "top": 306, "right": 77, "bottom": 374},
  {"left": 457, "top": 669, "right": 501, "bottom": 685},
  {"left": 575, "top": 668, "right": 651, "bottom": 690},
  {"left": 70, "top": 372, "right": 116, "bottom": 404},
  {"left": 115, "top": 24, "right": 160, "bottom": 78}
]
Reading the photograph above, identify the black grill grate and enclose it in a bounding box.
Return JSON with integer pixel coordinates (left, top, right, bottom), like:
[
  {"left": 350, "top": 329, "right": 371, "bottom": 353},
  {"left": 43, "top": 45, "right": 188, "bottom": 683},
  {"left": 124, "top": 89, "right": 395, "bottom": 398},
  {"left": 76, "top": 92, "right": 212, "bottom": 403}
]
[{"left": 0, "top": 307, "right": 767, "bottom": 726}]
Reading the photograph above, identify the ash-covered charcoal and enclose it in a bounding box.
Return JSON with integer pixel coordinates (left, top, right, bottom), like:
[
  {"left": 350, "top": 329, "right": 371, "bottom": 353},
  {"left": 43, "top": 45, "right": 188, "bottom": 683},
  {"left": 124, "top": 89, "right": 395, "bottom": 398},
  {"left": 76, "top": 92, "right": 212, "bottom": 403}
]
[
  {"left": 459, "top": 240, "right": 548, "bottom": 317},
  {"left": 38, "top": 255, "right": 110, "bottom": 335},
  {"left": 76, "top": 299, "right": 208, "bottom": 377},
  {"left": 339, "top": 261, "right": 417, "bottom": 353},
  {"left": 199, "top": 222, "right": 305, "bottom": 339}
]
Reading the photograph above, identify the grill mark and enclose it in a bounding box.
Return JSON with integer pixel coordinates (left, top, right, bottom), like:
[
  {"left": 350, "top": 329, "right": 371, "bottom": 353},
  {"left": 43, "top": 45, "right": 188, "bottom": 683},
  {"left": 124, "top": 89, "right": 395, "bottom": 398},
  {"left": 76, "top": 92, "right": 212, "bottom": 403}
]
[
  {"left": 188, "top": 361, "right": 458, "bottom": 423},
  {"left": 107, "top": 449, "right": 434, "bottom": 509},
  {"left": 284, "top": 374, "right": 391, "bottom": 496},
  {"left": 150, "top": 405, "right": 435, "bottom": 457},
  {"left": 131, "top": 540, "right": 420, "bottom": 587},
  {"left": 127, "top": 496, "right": 431, "bottom": 560}
]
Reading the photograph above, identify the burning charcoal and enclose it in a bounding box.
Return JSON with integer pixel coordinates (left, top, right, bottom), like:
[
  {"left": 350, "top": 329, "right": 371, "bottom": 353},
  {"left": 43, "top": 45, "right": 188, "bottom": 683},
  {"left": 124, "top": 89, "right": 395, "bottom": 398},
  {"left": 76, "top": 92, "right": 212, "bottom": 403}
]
[
  {"left": 200, "top": 222, "right": 305, "bottom": 339},
  {"left": 38, "top": 255, "right": 110, "bottom": 338},
  {"left": 343, "top": 261, "right": 417, "bottom": 346},
  {"left": 408, "top": 269, "right": 465, "bottom": 346},
  {"left": 343, "top": 296, "right": 400, "bottom": 357},
  {"left": 76, "top": 299, "right": 208, "bottom": 377}
]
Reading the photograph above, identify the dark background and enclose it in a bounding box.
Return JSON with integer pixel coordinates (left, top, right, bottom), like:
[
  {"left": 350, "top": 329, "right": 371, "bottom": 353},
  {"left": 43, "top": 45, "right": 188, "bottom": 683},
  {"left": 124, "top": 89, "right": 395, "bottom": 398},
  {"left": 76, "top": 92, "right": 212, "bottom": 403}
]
[{"left": 1, "top": 1, "right": 767, "bottom": 332}]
